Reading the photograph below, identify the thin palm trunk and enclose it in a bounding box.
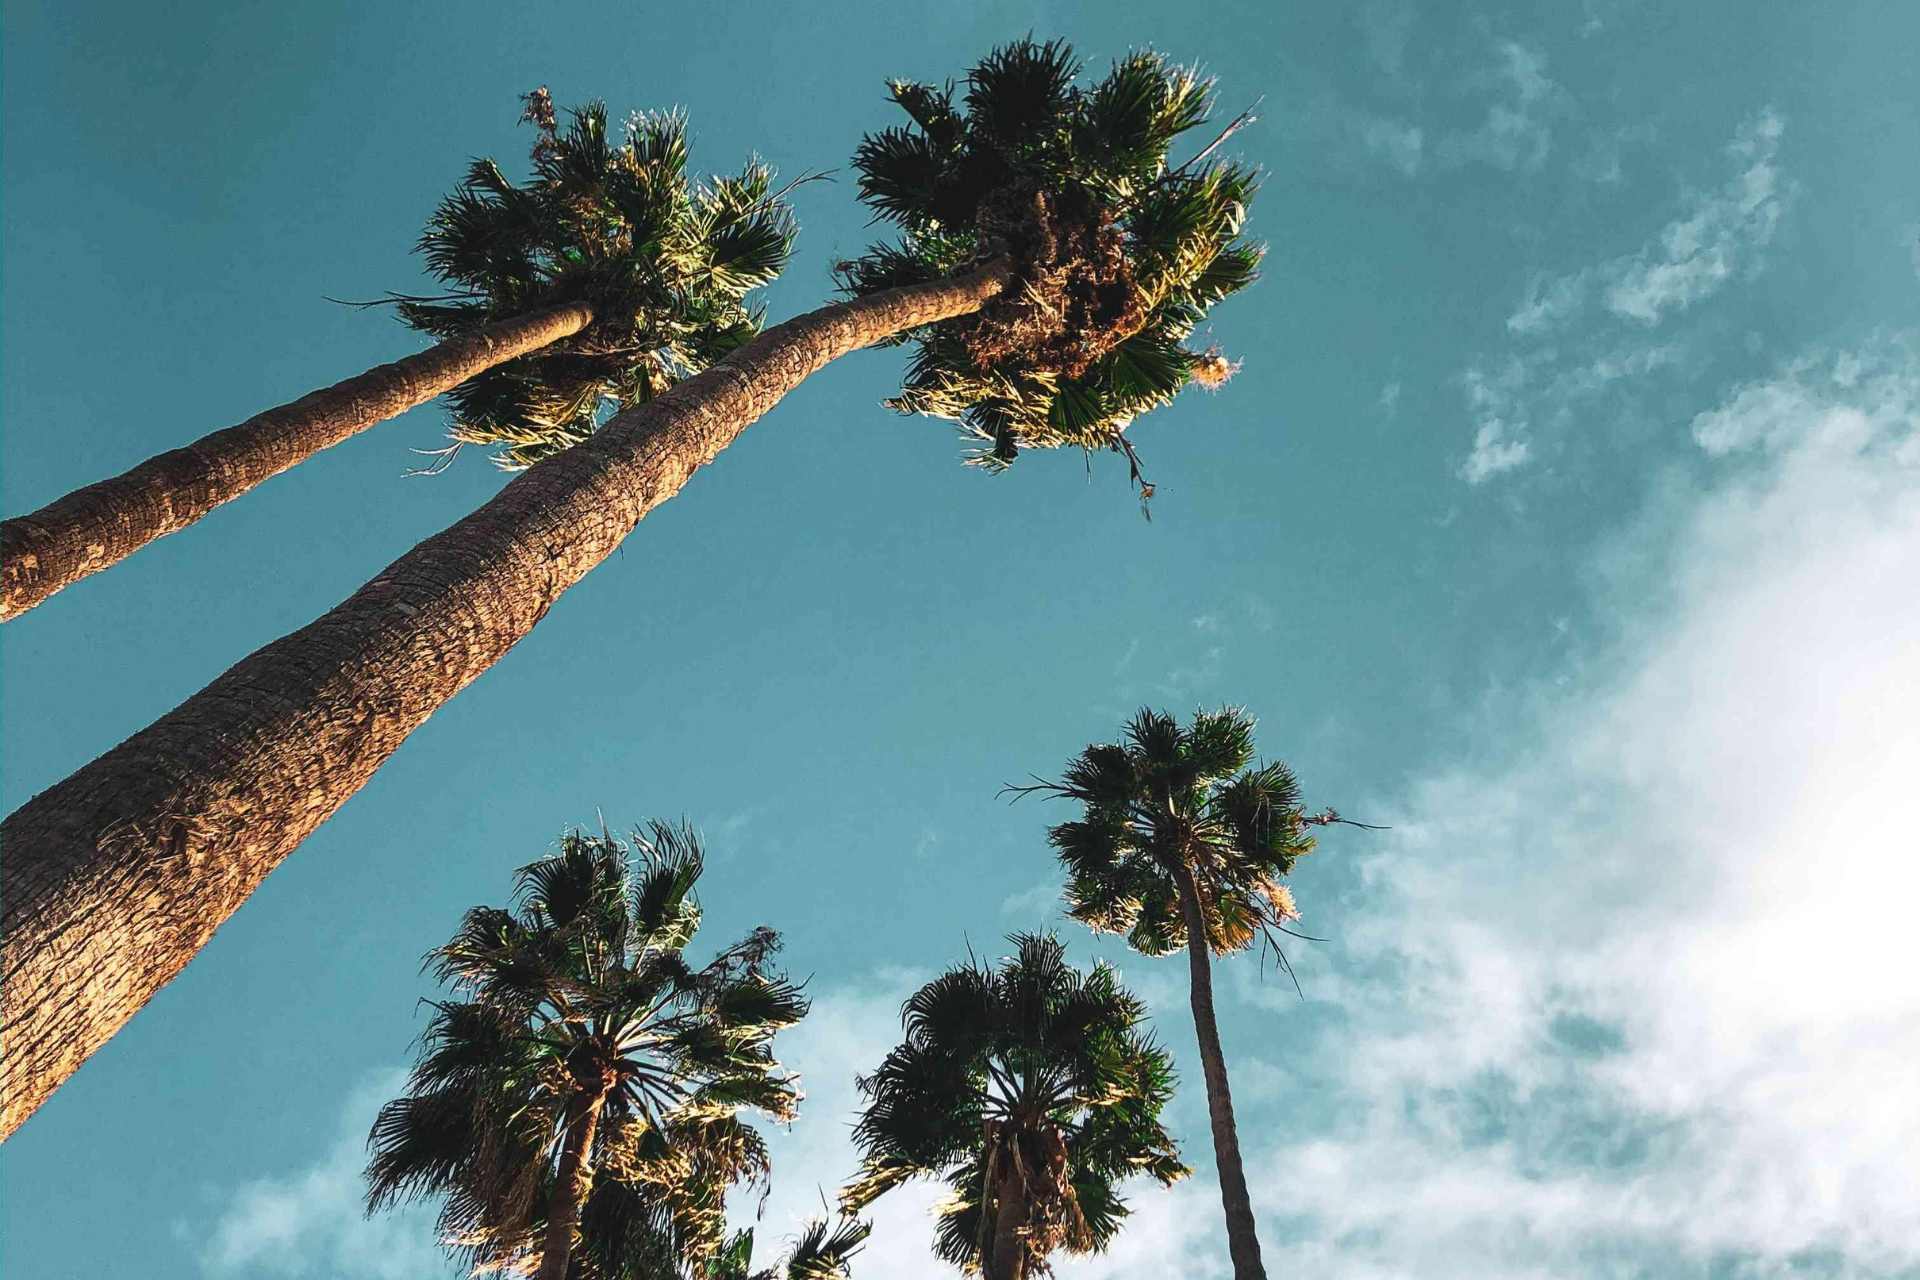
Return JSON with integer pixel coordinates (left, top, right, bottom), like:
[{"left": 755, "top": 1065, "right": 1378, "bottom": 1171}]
[
  {"left": 1171, "top": 859, "right": 1268, "bottom": 1280},
  {"left": 0, "top": 302, "right": 595, "bottom": 621},
  {"left": 0, "top": 261, "right": 1011, "bottom": 1139},
  {"left": 536, "top": 1085, "right": 611, "bottom": 1280}
]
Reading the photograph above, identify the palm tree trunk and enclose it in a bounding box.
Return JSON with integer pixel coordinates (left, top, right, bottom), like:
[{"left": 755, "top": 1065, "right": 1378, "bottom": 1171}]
[
  {"left": 536, "top": 1086, "right": 611, "bottom": 1280},
  {"left": 987, "top": 1162, "right": 1030, "bottom": 1280},
  {"left": 0, "top": 302, "right": 595, "bottom": 621},
  {"left": 0, "top": 261, "right": 1011, "bottom": 1139},
  {"left": 1171, "top": 859, "right": 1268, "bottom": 1280}
]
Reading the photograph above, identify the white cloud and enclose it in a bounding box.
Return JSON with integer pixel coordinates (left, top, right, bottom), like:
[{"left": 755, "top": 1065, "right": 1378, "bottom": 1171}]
[
  {"left": 1604, "top": 109, "right": 1787, "bottom": 325},
  {"left": 1460, "top": 420, "right": 1531, "bottom": 484},
  {"left": 1502, "top": 110, "right": 1786, "bottom": 340},
  {"left": 1263, "top": 335, "right": 1920, "bottom": 1274},
  {"left": 1377, "top": 380, "right": 1402, "bottom": 415},
  {"left": 1506, "top": 269, "right": 1589, "bottom": 335},
  {"left": 201, "top": 1070, "right": 453, "bottom": 1279}
]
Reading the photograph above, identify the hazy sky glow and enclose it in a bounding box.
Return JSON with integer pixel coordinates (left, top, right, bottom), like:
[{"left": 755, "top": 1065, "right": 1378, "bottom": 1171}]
[{"left": 4, "top": 3, "right": 1916, "bottom": 1278}]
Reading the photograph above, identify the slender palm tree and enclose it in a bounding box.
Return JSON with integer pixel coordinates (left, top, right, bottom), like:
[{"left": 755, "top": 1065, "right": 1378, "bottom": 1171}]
[
  {"left": 842, "top": 933, "right": 1187, "bottom": 1280},
  {"left": 0, "top": 92, "right": 793, "bottom": 620},
  {"left": 364, "top": 823, "right": 809, "bottom": 1280},
  {"left": 0, "top": 38, "right": 1262, "bottom": 1137},
  {"left": 1020, "top": 708, "right": 1320, "bottom": 1280}
]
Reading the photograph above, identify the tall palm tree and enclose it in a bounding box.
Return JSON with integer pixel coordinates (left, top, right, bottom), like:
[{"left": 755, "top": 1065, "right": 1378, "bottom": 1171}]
[
  {"left": 364, "top": 823, "right": 809, "bottom": 1280},
  {"left": 0, "top": 38, "right": 1263, "bottom": 1137},
  {"left": 842, "top": 933, "right": 1187, "bottom": 1280},
  {"left": 1021, "top": 708, "right": 1319, "bottom": 1280},
  {"left": 0, "top": 92, "right": 793, "bottom": 620}
]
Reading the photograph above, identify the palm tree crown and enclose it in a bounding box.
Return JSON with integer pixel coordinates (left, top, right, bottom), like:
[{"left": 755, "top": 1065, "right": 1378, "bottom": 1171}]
[
  {"left": 1038, "top": 707, "right": 1316, "bottom": 957},
  {"left": 402, "top": 91, "right": 798, "bottom": 468},
  {"left": 838, "top": 39, "right": 1262, "bottom": 487},
  {"left": 842, "top": 932, "right": 1186, "bottom": 1278},
  {"left": 365, "top": 823, "right": 810, "bottom": 1279}
]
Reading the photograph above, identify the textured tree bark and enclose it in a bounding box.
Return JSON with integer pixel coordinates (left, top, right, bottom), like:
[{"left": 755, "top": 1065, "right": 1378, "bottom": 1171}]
[
  {"left": 0, "top": 302, "right": 595, "bottom": 621},
  {"left": 535, "top": 1085, "right": 611, "bottom": 1280},
  {"left": 1172, "top": 859, "right": 1269, "bottom": 1280},
  {"left": 987, "top": 1161, "right": 1031, "bottom": 1280},
  {"left": 0, "top": 262, "right": 1010, "bottom": 1139}
]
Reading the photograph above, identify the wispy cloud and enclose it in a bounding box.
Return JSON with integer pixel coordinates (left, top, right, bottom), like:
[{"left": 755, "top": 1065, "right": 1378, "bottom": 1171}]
[
  {"left": 1437, "top": 40, "right": 1560, "bottom": 172},
  {"left": 1508, "top": 110, "right": 1788, "bottom": 338},
  {"left": 1464, "top": 110, "right": 1784, "bottom": 483},
  {"left": 1605, "top": 109, "right": 1787, "bottom": 324},
  {"left": 200, "top": 1071, "right": 453, "bottom": 1280}
]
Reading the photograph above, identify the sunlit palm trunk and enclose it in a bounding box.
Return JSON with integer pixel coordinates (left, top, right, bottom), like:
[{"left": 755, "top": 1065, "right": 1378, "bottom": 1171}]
[
  {"left": 536, "top": 1085, "right": 611, "bottom": 1280},
  {"left": 0, "top": 302, "right": 595, "bottom": 621},
  {"left": 987, "top": 1162, "right": 1030, "bottom": 1280},
  {"left": 0, "top": 262, "right": 1011, "bottom": 1139},
  {"left": 1171, "top": 859, "right": 1268, "bottom": 1280}
]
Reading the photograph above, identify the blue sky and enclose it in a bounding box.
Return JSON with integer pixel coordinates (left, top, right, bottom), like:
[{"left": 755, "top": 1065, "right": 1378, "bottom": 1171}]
[{"left": 3, "top": 1, "right": 1917, "bottom": 1277}]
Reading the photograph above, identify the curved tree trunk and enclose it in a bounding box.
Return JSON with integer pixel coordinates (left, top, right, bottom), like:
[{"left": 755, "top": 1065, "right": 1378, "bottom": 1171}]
[
  {"left": 536, "top": 1085, "right": 612, "bottom": 1280},
  {"left": 1171, "top": 860, "right": 1268, "bottom": 1280},
  {"left": 0, "top": 302, "right": 595, "bottom": 621},
  {"left": 0, "top": 262, "right": 1010, "bottom": 1139}
]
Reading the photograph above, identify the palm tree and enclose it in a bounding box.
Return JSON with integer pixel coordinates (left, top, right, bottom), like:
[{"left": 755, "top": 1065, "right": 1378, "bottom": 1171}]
[
  {"left": 0, "top": 91, "right": 793, "bottom": 620},
  {"left": 0, "top": 38, "right": 1262, "bottom": 1137},
  {"left": 364, "top": 823, "right": 809, "bottom": 1280},
  {"left": 708, "top": 1217, "right": 872, "bottom": 1280},
  {"left": 842, "top": 932, "right": 1187, "bottom": 1280},
  {"left": 1020, "top": 708, "right": 1320, "bottom": 1280}
]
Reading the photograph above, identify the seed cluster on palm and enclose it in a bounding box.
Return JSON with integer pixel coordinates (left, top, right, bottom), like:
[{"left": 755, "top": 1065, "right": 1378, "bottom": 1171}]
[
  {"left": 406, "top": 92, "right": 798, "bottom": 468},
  {"left": 364, "top": 824, "right": 809, "bottom": 1280},
  {"left": 843, "top": 932, "right": 1188, "bottom": 1280},
  {"left": 839, "top": 38, "right": 1262, "bottom": 481}
]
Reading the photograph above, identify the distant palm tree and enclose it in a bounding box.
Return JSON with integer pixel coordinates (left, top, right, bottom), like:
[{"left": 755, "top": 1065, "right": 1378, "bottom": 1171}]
[
  {"left": 1021, "top": 708, "right": 1320, "bottom": 1280},
  {"left": 708, "top": 1217, "right": 872, "bottom": 1280},
  {"left": 843, "top": 933, "right": 1187, "bottom": 1280},
  {"left": 0, "top": 92, "right": 792, "bottom": 620},
  {"left": 2, "top": 38, "right": 1263, "bottom": 1138},
  {"left": 364, "top": 823, "right": 808, "bottom": 1280}
]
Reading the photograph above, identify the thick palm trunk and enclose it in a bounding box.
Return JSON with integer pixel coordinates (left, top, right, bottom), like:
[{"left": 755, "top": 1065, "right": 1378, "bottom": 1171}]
[
  {"left": 0, "top": 262, "right": 1010, "bottom": 1139},
  {"left": 987, "top": 1165, "right": 1030, "bottom": 1280},
  {"left": 0, "top": 302, "right": 595, "bottom": 621},
  {"left": 1171, "top": 860, "right": 1268, "bottom": 1280},
  {"left": 536, "top": 1086, "right": 611, "bottom": 1280}
]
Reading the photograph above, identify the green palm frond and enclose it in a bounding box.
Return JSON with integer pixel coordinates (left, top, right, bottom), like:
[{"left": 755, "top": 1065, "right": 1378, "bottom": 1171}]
[
  {"left": 365, "top": 821, "right": 808, "bottom": 1279},
  {"left": 841, "top": 38, "right": 1263, "bottom": 492},
  {"left": 843, "top": 933, "right": 1186, "bottom": 1274},
  {"left": 402, "top": 94, "right": 797, "bottom": 469}
]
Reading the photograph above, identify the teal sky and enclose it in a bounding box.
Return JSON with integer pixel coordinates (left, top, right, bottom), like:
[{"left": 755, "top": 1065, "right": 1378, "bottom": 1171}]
[{"left": 4, "top": 2, "right": 1917, "bottom": 1277}]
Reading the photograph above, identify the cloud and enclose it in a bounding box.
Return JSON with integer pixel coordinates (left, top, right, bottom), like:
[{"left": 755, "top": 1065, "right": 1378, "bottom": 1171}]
[
  {"left": 201, "top": 1070, "right": 453, "bottom": 1279},
  {"left": 1502, "top": 110, "right": 1786, "bottom": 339},
  {"left": 1437, "top": 40, "right": 1559, "bottom": 173},
  {"left": 1605, "top": 109, "right": 1788, "bottom": 324},
  {"left": 1466, "top": 111, "right": 1781, "bottom": 483},
  {"left": 1266, "top": 334, "right": 1920, "bottom": 1273},
  {"left": 1460, "top": 420, "right": 1531, "bottom": 484}
]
